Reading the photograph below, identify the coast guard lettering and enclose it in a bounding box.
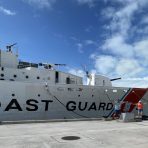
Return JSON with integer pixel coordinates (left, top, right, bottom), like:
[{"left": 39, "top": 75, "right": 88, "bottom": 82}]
[{"left": 2, "top": 99, "right": 113, "bottom": 112}]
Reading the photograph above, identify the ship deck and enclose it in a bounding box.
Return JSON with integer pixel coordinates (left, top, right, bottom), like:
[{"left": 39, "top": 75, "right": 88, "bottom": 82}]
[{"left": 0, "top": 119, "right": 148, "bottom": 148}]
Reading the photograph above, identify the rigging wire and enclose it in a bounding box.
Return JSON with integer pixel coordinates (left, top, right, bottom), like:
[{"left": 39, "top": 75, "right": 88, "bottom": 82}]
[{"left": 44, "top": 83, "right": 90, "bottom": 119}]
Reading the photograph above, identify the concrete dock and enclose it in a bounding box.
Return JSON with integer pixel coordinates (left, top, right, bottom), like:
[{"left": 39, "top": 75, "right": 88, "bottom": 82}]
[{"left": 0, "top": 120, "right": 148, "bottom": 148}]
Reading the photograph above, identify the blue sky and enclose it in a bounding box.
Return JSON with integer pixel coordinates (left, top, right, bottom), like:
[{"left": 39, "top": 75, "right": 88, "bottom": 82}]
[{"left": 0, "top": 0, "right": 148, "bottom": 87}]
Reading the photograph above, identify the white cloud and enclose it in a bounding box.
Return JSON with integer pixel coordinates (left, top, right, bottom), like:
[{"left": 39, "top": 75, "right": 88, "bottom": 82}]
[
  {"left": 134, "top": 27, "right": 148, "bottom": 35},
  {"left": 92, "top": 55, "right": 117, "bottom": 75},
  {"left": 76, "top": 43, "right": 83, "bottom": 53},
  {"left": 90, "top": 0, "right": 148, "bottom": 87},
  {"left": 102, "top": 35, "right": 134, "bottom": 58},
  {"left": 76, "top": 39, "right": 97, "bottom": 53},
  {"left": 109, "top": 1, "right": 138, "bottom": 37},
  {"left": 85, "top": 26, "right": 93, "bottom": 32},
  {"left": 85, "top": 40, "right": 96, "bottom": 45},
  {"left": 115, "top": 59, "right": 143, "bottom": 77},
  {"left": 101, "top": 7, "right": 115, "bottom": 19},
  {"left": 0, "top": 6, "right": 16, "bottom": 16},
  {"left": 141, "top": 16, "right": 148, "bottom": 24},
  {"left": 69, "top": 69, "right": 85, "bottom": 78},
  {"left": 76, "top": 0, "right": 96, "bottom": 8},
  {"left": 23, "top": 0, "right": 56, "bottom": 9},
  {"left": 91, "top": 55, "right": 145, "bottom": 78},
  {"left": 134, "top": 39, "right": 148, "bottom": 61}
]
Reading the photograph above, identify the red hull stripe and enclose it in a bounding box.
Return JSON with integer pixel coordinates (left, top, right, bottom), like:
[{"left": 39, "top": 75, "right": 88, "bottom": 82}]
[{"left": 120, "top": 88, "right": 147, "bottom": 113}]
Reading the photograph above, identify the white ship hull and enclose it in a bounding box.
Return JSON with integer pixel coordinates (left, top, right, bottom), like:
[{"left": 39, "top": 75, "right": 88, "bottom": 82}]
[
  {"left": 0, "top": 81, "right": 147, "bottom": 121},
  {"left": 0, "top": 48, "right": 147, "bottom": 121}
]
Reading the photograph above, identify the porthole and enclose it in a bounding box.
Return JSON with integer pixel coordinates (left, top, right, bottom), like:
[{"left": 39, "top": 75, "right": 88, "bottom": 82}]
[
  {"left": 26, "top": 76, "right": 29, "bottom": 79},
  {"left": 37, "top": 76, "right": 40, "bottom": 79},
  {"left": 1, "top": 74, "right": 4, "bottom": 77},
  {"left": 78, "top": 95, "right": 80, "bottom": 97},
  {"left": 1, "top": 67, "right": 4, "bottom": 71},
  {"left": 92, "top": 95, "right": 94, "bottom": 97},
  {"left": 38, "top": 94, "right": 41, "bottom": 97},
  {"left": 12, "top": 94, "right": 15, "bottom": 97},
  {"left": 14, "top": 75, "right": 17, "bottom": 78}
]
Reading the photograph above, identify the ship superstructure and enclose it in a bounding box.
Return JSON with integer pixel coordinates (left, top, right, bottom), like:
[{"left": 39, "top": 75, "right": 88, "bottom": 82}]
[{"left": 0, "top": 46, "right": 147, "bottom": 121}]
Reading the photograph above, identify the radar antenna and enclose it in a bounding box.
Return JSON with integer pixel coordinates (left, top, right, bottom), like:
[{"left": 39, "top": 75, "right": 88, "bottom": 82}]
[
  {"left": 54, "top": 64, "right": 66, "bottom": 66},
  {"left": 6, "top": 43, "right": 17, "bottom": 52},
  {"left": 39, "top": 63, "right": 66, "bottom": 69}
]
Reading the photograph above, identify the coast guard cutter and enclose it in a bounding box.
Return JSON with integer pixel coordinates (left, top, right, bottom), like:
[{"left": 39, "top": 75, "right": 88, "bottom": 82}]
[{"left": 0, "top": 44, "right": 147, "bottom": 121}]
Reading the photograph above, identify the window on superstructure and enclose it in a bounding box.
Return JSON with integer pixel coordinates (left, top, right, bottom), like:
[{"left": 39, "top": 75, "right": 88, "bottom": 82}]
[
  {"left": 103, "top": 80, "right": 105, "bottom": 86},
  {"left": 66, "top": 77, "right": 70, "bottom": 84},
  {"left": 55, "top": 71, "right": 59, "bottom": 83}
]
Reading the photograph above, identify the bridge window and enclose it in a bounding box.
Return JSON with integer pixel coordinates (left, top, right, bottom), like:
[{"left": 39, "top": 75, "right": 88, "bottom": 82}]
[
  {"left": 55, "top": 71, "right": 59, "bottom": 83},
  {"left": 103, "top": 80, "right": 105, "bottom": 86},
  {"left": 66, "top": 77, "right": 70, "bottom": 84}
]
